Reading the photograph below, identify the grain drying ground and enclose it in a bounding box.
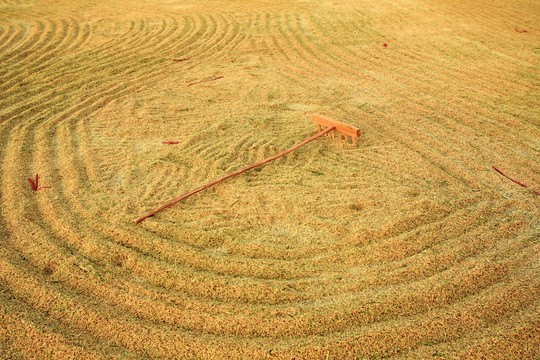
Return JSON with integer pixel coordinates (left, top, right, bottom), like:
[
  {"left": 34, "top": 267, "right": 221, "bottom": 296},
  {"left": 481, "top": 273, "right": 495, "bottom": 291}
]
[{"left": 0, "top": 0, "right": 539, "bottom": 359}]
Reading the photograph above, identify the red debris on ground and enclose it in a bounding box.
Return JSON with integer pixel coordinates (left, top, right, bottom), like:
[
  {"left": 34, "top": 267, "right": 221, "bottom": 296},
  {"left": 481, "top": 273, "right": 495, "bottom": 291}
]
[
  {"left": 28, "top": 173, "right": 50, "bottom": 191},
  {"left": 187, "top": 76, "right": 224, "bottom": 87},
  {"left": 515, "top": 27, "right": 527, "bottom": 33},
  {"left": 28, "top": 177, "right": 37, "bottom": 191},
  {"left": 383, "top": 43, "right": 388, "bottom": 47},
  {"left": 492, "top": 166, "right": 539, "bottom": 196},
  {"left": 173, "top": 58, "right": 191, "bottom": 62},
  {"left": 162, "top": 140, "right": 179, "bottom": 145}
]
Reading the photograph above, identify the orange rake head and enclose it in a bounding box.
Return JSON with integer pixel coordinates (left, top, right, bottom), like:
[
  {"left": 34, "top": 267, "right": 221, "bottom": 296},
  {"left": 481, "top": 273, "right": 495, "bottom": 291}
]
[{"left": 311, "top": 114, "right": 361, "bottom": 145}]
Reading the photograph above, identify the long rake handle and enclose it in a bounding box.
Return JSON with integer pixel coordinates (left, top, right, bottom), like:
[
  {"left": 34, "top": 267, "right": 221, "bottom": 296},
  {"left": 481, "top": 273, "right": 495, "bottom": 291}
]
[{"left": 134, "top": 126, "right": 336, "bottom": 223}]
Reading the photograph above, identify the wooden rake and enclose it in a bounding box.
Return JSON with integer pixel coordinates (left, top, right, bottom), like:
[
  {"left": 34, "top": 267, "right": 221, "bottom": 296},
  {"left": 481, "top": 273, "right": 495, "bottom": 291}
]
[{"left": 134, "top": 114, "right": 360, "bottom": 223}]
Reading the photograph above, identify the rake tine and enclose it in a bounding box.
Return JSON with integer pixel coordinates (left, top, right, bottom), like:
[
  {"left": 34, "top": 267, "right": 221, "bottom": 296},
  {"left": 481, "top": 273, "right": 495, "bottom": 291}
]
[{"left": 311, "top": 114, "right": 360, "bottom": 144}]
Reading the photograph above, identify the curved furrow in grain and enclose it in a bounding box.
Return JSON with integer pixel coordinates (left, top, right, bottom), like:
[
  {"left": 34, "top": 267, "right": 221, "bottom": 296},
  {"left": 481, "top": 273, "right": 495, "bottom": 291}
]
[
  {"left": 190, "top": 11, "right": 245, "bottom": 63},
  {"left": 183, "top": 13, "right": 226, "bottom": 60},
  {"left": 12, "top": 116, "right": 327, "bottom": 293},
  {"left": 218, "top": 195, "right": 497, "bottom": 276},
  {"left": 257, "top": 19, "right": 486, "bottom": 193},
  {"left": 123, "top": 15, "right": 192, "bottom": 58},
  {"left": 260, "top": 16, "right": 532, "bottom": 194},
  {"left": 0, "top": 16, "right": 47, "bottom": 66},
  {"left": 80, "top": 17, "right": 164, "bottom": 69},
  {"left": 166, "top": 15, "right": 199, "bottom": 57},
  {"left": 271, "top": 12, "right": 333, "bottom": 82},
  {"left": 0, "top": 254, "right": 270, "bottom": 359},
  {"left": 168, "top": 13, "right": 216, "bottom": 63},
  {"left": 85, "top": 18, "right": 138, "bottom": 53},
  {"left": 395, "top": 301, "right": 539, "bottom": 360},
  {"left": 109, "top": 17, "right": 152, "bottom": 49},
  {"left": 283, "top": 251, "right": 529, "bottom": 338},
  {"left": 143, "top": 15, "right": 187, "bottom": 56},
  {"left": 1, "top": 135, "right": 306, "bottom": 340},
  {"left": 1, "top": 1, "right": 538, "bottom": 358},
  {"left": 129, "top": 18, "right": 170, "bottom": 50},
  {"left": 0, "top": 303, "right": 102, "bottom": 359},
  {"left": 0, "top": 191, "right": 528, "bottom": 344},
  {"left": 67, "top": 15, "right": 206, "bottom": 98},
  {"left": 252, "top": 13, "right": 532, "bottom": 296},
  {"left": 292, "top": 253, "right": 535, "bottom": 336},
  {"left": 0, "top": 14, "right": 189, "bottom": 141},
  {"left": 0, "top": 16, "right": 90, "bottom": 95},
  {"left": 324, "top": 201, "right": 526, "bottom": 283},
  {"left": 0, "top": 21, "right": 26, "bottom": 54},
  {"left": 1, "top": 15, "right": 188, "bottom": 150},
  {"left": 306, "top": 5, "right": 539, "bottom": 145},
  {"left": 0, "top": 265, "right": 128, "bottom": 359},
  {"left": 272, "top": 260, "right": 538, "bottom": 358},
  {"left": 0, "top": 167, "right": 532, "bottom": 344}
]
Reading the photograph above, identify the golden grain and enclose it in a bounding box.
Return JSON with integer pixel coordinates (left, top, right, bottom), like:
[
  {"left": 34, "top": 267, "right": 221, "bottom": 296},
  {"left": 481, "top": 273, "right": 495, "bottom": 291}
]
[{"left": 0, "top": 0, "right": 538, "bottom": 358}]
